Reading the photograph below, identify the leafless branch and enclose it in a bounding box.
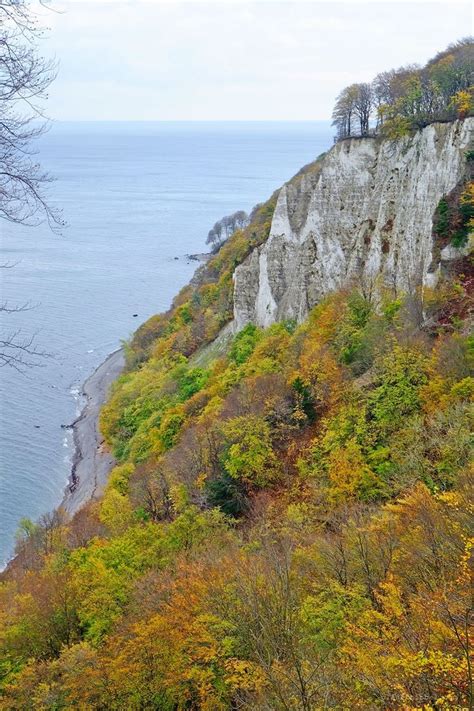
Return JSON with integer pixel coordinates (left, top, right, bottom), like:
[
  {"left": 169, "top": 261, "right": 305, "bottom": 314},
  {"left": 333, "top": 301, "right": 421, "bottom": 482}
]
[
  {"left": 0, "top": 0, "right": 63, "bottom": 232},
  {"left": 0, "top": 329, "right": 50, "bottom": 371},
  {"left": 0, "top": 1, "right": 61, "bottom": 369}
]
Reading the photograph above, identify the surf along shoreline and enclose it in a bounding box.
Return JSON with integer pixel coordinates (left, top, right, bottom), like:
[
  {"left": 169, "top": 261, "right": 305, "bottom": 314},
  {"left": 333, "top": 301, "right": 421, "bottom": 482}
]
[{"left": 61, "top": 348, "right": 125, "bottom": 516}]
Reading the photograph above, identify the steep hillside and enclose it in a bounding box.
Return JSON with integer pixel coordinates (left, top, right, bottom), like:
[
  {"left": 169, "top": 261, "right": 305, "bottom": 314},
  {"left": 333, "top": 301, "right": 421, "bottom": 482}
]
[
  {"left": 234, "top": 120, "right": 473, "bottom": 328},
  {"left": 0, "top": 109, "right": 473, "bottom": 709}
]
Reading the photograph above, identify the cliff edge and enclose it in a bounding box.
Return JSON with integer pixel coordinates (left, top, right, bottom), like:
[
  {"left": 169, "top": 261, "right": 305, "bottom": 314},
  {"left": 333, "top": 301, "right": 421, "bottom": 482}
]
[{"left": 233, "top": 119, "right": 473, "bottom": 329}]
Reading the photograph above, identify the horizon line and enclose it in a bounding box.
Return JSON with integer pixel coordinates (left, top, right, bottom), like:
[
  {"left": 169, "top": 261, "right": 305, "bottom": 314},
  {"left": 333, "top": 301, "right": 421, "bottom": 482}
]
[{"left": 49, "top": 118, "right": 333, "bottom": 123}]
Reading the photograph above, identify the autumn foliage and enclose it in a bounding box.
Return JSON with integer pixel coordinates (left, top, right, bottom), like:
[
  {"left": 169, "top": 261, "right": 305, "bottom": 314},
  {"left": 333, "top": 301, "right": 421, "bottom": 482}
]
[
  {"left": 332, "top": 39, "right": 473, "bottom": 139},
  {"left": 1, "top": 46, "right": 473, "bottom": 706},
  {"left": 1, "top": 241, "right": 473, "bottom": 709}
]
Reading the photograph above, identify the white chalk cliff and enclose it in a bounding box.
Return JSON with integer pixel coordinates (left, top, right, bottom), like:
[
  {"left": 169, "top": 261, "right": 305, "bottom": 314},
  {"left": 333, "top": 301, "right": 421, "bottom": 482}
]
[{"left": 233, "top": 119, "right": 473, "bottom": 330}]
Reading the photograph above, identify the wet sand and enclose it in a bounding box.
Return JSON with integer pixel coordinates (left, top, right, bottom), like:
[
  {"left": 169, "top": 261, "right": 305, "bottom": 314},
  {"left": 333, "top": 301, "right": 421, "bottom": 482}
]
[{"left": 61, "top": 349, "right": 125, "bottom": 515}]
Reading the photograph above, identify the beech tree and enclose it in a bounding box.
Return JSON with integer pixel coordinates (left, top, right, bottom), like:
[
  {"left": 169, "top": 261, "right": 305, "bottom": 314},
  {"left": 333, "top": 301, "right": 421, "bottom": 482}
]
[
  {"left": 206, "top": 210, "right": 249, "bottom": 252},
  {"left": 332, "top": 82, "right": 373, "bottom": 138},
  {"left": 333, "top": 39, "right": 473, "bottom": 140},
  {"left": 353, "top": 82, "right": 373, "bottom": 135},
  {"left": 331, "top": 83, "right": 358, "bottom": 139}
]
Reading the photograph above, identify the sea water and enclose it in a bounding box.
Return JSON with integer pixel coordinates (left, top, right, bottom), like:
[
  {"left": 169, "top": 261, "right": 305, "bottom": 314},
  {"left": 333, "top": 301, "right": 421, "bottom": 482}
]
[{"left": 0, "top": 120, "right": 332, "bottom": 565}]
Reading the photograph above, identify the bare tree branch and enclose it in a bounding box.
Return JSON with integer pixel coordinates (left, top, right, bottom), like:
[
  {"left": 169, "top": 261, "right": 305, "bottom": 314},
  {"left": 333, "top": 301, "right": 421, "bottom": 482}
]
[
  {"left": 0, "top": 328, "right": 49, "bottom": 371},
  {"left": 0, "top": 0, "right": 63, "bottom": 230},
  {"left": 0, "top": 0, "right": 60, "bottom": 368}
]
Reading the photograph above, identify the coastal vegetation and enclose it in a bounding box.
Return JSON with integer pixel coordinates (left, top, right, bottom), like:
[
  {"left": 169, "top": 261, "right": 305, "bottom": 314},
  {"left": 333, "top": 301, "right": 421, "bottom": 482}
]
[
  {"left": 1, "top": 37, "right": 473, "bottom": 710},
  {"left": 206, "top": 210, "right": 250, "bottom": 252},
  {"left": 432, "top": 148, "right": 474, "bottom": 259},
  {"left": 332, "top": 39, "right": 473, "bottom": 139},
  {"left": 1, "top": 191, "right": 473, "bottom": 707}
]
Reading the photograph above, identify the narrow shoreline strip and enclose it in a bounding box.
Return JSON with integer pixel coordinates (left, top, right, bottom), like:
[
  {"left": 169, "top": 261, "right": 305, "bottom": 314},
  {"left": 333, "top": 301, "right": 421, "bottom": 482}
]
[{"left": 61, "top": 348, "right": 125, "bottom": 516}]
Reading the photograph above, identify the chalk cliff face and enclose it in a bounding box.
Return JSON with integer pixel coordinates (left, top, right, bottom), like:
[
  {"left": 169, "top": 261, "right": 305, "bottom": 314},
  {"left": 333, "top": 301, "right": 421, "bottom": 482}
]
[{"left": 233, "top": 119, "right": 473, "bottom": 330}]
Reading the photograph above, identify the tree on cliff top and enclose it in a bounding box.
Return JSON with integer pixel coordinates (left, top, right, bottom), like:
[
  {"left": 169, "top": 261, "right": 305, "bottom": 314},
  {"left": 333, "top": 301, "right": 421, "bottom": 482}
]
[
  {"left": 332, "top": 83, "right": 373, "bottom": 139},
  {"left": 333, "top": 38, "right": 474, "bottom": 140}
]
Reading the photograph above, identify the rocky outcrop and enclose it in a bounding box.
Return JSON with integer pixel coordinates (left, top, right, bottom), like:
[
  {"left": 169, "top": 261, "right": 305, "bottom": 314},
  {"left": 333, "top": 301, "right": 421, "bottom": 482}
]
[{"left": 233, "top": 119, "right": 473, "bottom": 330}]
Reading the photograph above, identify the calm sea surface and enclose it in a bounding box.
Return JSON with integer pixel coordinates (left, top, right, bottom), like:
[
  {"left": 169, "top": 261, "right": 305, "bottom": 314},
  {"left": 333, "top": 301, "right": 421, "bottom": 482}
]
[{"left": 0, "top": 121, "right": 332, "bottom": 564}]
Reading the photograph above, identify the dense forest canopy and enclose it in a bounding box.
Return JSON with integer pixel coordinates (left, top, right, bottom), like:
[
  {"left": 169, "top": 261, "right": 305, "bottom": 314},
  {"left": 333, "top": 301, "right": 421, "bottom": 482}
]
[
  {"left": 332, "top": 38, "right": 474, "bottom": 139},
  {"left": 0, "top": 41, "right": 473, "bottom": 711}
]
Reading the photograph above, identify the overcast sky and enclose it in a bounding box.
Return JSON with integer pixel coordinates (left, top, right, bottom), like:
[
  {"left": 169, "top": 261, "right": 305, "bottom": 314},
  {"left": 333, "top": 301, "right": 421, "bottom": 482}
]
[{"left": 40, "top": 0, "right": 473, "bottom": 121}]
